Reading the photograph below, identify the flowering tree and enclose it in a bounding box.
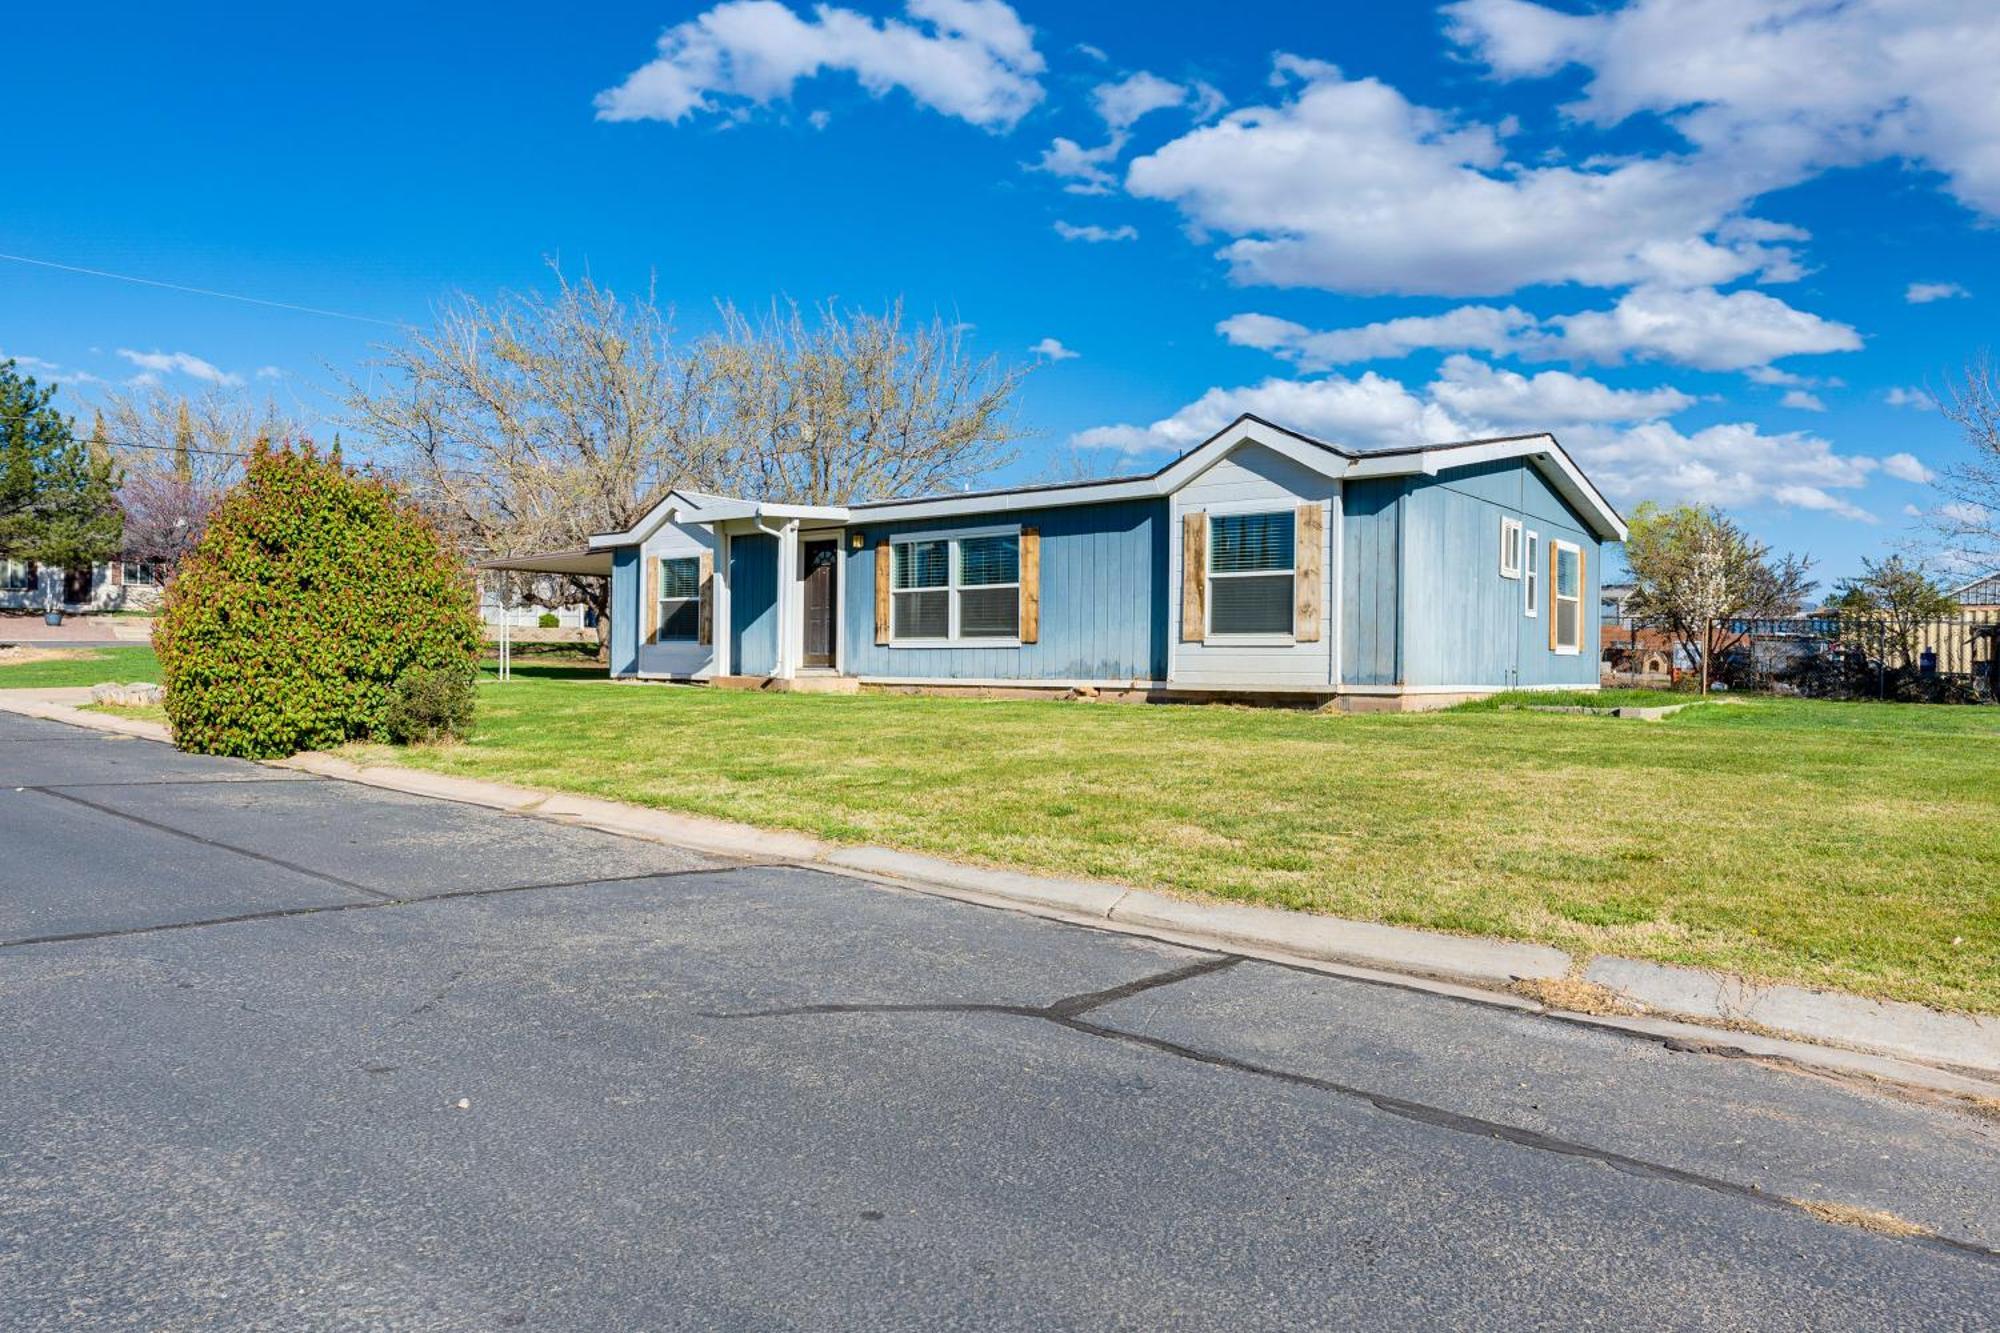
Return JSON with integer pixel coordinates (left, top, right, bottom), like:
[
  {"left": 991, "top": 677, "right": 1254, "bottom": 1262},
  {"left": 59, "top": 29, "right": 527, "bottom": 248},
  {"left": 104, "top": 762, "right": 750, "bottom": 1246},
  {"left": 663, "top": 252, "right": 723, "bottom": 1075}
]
[{"left": 1622, "top": 502, "right": 1816, "bottom": 690}]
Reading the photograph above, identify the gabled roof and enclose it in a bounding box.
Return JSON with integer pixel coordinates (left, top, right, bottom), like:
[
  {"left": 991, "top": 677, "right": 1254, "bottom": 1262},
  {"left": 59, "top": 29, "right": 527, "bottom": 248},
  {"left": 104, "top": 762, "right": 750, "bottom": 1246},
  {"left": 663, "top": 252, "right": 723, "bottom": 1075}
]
[
  {"left": 587, "top": 414, "right": 1629, "bottom": 547},
  {"left": 1949, "top": 570, "right": 2000, "bottom": 601}
]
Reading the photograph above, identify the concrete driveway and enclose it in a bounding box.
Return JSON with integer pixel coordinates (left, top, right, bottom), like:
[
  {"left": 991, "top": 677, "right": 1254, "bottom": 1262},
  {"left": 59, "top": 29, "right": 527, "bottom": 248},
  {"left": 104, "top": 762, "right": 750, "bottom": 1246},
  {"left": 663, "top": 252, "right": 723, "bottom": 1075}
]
[{"left": 1, "top": 710, "right": 1995, "bottom": 1330}]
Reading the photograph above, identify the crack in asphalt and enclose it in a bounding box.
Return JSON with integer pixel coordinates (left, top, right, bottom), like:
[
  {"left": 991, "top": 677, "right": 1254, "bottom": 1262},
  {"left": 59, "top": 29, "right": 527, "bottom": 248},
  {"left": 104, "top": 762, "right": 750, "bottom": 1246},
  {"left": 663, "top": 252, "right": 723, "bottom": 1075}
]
[
  {"left": 0, "top": 865, "right": 740, "bottom": 950},
  {"left": 26, "top": 785, "right": 402, "bottom": 901},
  {"left": 19, "top": 776, "right": 314, "bottom": 789},
  {"left": 711, "top": 961, "right": 2000, "bottom": 1269}
]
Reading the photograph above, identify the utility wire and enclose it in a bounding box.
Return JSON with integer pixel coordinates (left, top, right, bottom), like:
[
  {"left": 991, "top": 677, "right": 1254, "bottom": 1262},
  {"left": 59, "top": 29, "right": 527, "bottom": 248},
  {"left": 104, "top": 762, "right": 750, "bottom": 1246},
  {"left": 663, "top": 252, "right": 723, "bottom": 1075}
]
[{"left": 0, "top": 252, "right": 404, "bottom": 327}]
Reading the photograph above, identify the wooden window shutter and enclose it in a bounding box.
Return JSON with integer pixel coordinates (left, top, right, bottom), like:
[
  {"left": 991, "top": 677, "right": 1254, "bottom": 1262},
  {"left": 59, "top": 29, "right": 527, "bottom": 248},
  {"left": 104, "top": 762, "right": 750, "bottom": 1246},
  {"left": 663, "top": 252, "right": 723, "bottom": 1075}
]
[
  {"left": 874, "top": 538, "right": 892, "bottom": 645},
  {"left": 1181, "top": 511, "right": 1206, "bottom": 642},
  {"left": 1579, "top": 546, "right": 1590, "bottom": 655},
  {"left": 1294, "top": 503, "right": 1324, "bottom": 643},
  {"left": 1019, "top": 527, "right": 1041, "bottom": 644},
  {"left": 1548, "top": 554, "right": 1558, "bottom": 651},
  {"left": 644, "top": 556, "right": 659, "bottom": 643},
  {"left": 697, "top": 550, "right": 714, "bottom": 646}
]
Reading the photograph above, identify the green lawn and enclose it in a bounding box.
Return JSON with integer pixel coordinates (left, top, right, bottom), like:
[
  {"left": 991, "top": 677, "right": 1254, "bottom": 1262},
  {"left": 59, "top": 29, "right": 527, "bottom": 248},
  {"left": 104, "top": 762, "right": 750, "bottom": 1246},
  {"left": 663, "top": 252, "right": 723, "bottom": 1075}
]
[
  {"left": 0, "top": 645, "right": 159, "bottom": 689},
  {"left": 335, "top": 666, "right": 2000, "bottom": 1015},
  {"left": 11, "top": 645, "right": 1992, "bottom": 1013}
]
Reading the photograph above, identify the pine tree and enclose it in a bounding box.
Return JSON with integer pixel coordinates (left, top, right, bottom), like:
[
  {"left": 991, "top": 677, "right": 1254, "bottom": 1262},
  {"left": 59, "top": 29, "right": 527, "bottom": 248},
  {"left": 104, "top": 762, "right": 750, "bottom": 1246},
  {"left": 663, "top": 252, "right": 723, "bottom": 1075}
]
[{"left": 0, "top": 360, "right": 123, "bottom": 596}]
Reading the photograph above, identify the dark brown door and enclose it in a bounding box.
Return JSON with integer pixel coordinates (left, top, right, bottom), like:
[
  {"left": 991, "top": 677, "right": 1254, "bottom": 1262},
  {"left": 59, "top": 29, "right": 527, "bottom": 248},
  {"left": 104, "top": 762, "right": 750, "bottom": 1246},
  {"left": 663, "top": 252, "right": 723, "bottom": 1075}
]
[
  {"left": 802, "top": 539, "right": 838, "bottom": 667},
  {"left": 64, "top": 564, "right": 93, "bottom": 605}
]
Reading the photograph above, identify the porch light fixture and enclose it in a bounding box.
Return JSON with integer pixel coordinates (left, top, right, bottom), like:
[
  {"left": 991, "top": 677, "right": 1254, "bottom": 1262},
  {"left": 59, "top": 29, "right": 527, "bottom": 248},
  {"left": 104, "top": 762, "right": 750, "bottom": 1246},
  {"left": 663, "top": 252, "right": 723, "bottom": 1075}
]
[{"left": 850, "top": 531, "right": 865, "bottom": 549}]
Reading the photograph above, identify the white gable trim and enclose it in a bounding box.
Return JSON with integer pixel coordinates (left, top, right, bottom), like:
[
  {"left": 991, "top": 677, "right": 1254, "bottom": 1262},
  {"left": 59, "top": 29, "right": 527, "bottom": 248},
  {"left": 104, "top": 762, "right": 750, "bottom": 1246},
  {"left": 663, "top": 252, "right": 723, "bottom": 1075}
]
[
  {"left": 585, "top": 415, "right": 1626, "bottom": 546},
  {"left": 590, "top": 489, "right": 849, "bottom": 548},
  {"left": 1346, "top": 435, "right": 1627, "bottom": 542}
]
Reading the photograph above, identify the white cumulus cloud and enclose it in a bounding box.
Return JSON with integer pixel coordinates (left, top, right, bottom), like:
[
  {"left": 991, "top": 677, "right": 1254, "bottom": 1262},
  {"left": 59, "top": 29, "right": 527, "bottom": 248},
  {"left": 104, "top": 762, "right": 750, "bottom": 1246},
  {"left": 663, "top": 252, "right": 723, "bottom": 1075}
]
[
  {"left": 1547, "top": 285, "right": 1860, "bottom": 372},
  {"left": 1426, "top": 355, "right": 1693, "bottom": 425},
  {"left": 1219, "top": 285, "right": 1858, "bottom": 375},
  {"left": 1885, "top": 386, "right": 1939, "bottom": 410},
  {"left": 595, "top": 0, "right": 1045, "bottom": 130},
  {"left": 1125, "top": 55, "right": 1801, "bottom": 296},
  {"left": 116, "top": 349, "right": 243, "bottom": 387},
  {"left": 1447, "top": 0, "right": 2000, "bottom": 220},
  {"left": 1216, "top": 305, "right": 1539, "bottom": 369},
  {"left": 1029, "top": 337, "right": 1078, "bottom": 361},
  {"left": 1092, "top": 71, "right": 1187, "bottom": 129},
  {"left": 1881, "top": 452, "right": 1936, "bottom": 483},
  {"left": 1906, "top": 281, "right": 1970, "bottom": 303},
  {"left": 1053, "top": 220, "right": 1137, "bottom": 243}
]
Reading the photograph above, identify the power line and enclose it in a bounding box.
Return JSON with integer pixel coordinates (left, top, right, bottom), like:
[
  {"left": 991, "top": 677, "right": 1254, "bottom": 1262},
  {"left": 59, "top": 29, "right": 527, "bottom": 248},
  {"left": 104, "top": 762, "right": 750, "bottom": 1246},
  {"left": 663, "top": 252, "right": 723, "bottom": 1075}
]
[{"left": 0, "top": 252, "right": 405, "bottom": 327}]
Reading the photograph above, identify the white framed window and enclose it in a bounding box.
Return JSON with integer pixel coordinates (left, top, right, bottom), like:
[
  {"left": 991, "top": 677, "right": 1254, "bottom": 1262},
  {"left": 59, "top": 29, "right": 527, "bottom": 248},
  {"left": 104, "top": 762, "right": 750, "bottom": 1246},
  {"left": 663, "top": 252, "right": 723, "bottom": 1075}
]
[
  {"left": 1524, "top": 530, "right": 1539, "bottom": 618},
  {"left": 657, "top": 556, "right": 701, "bottom": 642},
  {"left": 1208, "top": 510, "right": 1295, "bottom": 638},
  {"left": 1552, "top": 540, "right": 1583, "bottom": 654},
  {"left": 121, "top": 559, "right": 162, "bottom": 587},
  {"left": 0, "top": 558, "right": 35, "bottom": 591},
  {"left": 1499, "top": 516, "right": 1523, "bottom": 579},
  {"left": 891, "top": 526, "right": 1020, "bottom": 644}
]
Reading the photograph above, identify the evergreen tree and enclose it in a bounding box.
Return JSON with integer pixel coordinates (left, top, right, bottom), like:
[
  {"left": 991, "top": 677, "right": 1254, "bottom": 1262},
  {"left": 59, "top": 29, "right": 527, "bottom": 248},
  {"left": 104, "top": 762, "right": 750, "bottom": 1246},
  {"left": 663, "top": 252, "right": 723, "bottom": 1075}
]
[{"left": 0, "top": 360, "right": 124, "bottom": 598}]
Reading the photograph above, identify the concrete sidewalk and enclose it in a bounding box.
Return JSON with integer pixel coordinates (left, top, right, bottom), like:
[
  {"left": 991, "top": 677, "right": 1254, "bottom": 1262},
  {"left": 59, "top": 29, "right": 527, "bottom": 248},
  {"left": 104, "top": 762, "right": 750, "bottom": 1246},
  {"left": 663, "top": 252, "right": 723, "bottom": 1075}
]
[
  {"left": 0, "top": 613, "right": 153, "bottom": 646},
  {"left": 3, "top": 685, "right": 1995, "bottom": 1092}
]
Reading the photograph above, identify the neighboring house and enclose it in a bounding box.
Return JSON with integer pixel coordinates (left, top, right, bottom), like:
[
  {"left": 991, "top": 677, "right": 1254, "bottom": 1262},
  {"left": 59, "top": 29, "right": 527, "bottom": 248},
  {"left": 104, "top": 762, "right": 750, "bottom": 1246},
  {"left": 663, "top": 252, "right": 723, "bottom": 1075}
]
[
  {"left": 1950, "top": 570, "right": 2000, "bottom": 610},
  {"left": 478, "top": 593, "right": 590, "bottom": 630},
  {"left": 514, "top": 416, "right": 1624, "bottom": 709},
  {"left": 0, "top": 556, "right": 166, "bottom": 613},
  {"left": 1599, "top": 581, "right": 1683, "bottom": 676}
]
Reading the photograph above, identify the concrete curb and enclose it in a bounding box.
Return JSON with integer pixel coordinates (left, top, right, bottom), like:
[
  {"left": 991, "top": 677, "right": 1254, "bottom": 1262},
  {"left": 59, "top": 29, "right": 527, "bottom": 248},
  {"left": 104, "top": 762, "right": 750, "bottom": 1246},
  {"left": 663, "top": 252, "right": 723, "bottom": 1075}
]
[
  {"left": 2, "top": 688, "right": 1995, "bottom": 1090},
  {"left": 1585, "top": 957, "right": 2000, "bottom": 1075}
]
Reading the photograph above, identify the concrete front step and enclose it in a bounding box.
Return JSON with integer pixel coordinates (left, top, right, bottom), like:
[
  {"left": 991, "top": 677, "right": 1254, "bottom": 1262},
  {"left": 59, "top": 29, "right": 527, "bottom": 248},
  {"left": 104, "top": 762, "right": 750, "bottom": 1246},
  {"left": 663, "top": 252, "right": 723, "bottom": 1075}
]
[{"left": 711, "top": 673, "right": 861, "bottom": 694}]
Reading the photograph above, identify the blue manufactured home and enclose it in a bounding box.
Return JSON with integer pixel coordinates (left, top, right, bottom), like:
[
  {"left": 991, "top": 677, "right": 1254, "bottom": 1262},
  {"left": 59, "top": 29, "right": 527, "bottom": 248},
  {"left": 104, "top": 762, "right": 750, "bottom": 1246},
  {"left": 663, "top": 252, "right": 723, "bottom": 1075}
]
[{"left": 574, "top": 415, "right": 1626, "bottom": 709}]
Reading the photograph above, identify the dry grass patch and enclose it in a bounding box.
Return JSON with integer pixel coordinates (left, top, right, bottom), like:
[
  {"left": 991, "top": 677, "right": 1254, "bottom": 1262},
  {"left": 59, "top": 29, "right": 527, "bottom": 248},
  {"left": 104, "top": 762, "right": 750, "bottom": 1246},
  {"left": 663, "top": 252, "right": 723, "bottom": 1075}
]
[
  {"left": 1510, "top": 977, "right": 1635, "bottom": 1016},
  {"left": 1791, "top": 1199, "right": 1934, "bottom": 1239}
]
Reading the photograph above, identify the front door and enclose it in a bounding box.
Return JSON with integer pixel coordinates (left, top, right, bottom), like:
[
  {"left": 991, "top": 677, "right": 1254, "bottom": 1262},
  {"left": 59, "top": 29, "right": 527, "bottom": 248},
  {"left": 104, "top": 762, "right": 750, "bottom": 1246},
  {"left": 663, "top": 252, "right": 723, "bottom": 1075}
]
[{"left": 802, "top": 539, "right": 838, "bottom": 668}]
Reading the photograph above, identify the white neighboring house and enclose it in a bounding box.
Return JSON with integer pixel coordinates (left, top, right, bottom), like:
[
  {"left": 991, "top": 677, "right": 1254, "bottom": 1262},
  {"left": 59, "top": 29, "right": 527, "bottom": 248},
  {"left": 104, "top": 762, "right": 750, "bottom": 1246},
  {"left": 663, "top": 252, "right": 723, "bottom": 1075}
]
[
  {"left": 478, "top": 592, "right": 590, "bottom": 630},
  {"left": 0, "top": 556, "right": 167, "bottom": 613}
]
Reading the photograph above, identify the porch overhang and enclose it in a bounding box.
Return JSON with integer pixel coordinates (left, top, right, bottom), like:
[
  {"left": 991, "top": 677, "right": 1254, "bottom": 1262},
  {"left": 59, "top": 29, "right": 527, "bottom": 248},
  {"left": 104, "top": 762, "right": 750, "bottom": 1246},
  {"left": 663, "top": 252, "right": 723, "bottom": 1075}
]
[{"left": 475, "top": 548, "right": 614, "bottom": 578}]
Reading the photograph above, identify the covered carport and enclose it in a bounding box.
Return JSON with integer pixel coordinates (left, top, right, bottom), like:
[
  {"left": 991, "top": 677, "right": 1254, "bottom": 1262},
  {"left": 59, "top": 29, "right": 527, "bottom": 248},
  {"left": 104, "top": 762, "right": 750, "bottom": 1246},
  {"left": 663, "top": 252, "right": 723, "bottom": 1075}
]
[{"left": 475, "top": 547, "right": 613, "bottom": 680}]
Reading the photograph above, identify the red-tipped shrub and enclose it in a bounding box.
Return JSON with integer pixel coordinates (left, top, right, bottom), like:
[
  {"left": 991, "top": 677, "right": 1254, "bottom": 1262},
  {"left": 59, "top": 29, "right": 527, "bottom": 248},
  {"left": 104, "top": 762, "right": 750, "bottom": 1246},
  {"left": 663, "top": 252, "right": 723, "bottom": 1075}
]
[{"left": 154, "top": 444, "right": 480, "bottom": 757}]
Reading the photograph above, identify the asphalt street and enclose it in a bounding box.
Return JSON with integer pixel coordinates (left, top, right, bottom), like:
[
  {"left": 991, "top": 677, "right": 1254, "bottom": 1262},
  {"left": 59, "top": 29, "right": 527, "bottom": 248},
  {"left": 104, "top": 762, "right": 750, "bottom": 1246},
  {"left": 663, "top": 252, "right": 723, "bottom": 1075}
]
[{"left": 1, "top": 709, "right": 1995, "bottom": 1330}]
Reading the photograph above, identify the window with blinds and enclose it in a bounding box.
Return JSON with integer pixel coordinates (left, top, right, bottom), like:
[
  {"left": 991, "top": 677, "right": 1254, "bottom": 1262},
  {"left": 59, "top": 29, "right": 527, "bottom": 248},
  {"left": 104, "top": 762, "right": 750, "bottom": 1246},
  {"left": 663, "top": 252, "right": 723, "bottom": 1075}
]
[
  {"left": 892, "top": 538, "right": 949, "bottom": 639},
  {"left": 955, "top": 533, "right": 1019, "bottom": 638},
  {"left": 891, "top": 529, "right": 1020, "bottom": 642},
  {"left": 657, "top": 556, "right": 702, "bottom": 642},
  {"left": 1208, "top": 511, "right": 1295, "bottom": 636}
]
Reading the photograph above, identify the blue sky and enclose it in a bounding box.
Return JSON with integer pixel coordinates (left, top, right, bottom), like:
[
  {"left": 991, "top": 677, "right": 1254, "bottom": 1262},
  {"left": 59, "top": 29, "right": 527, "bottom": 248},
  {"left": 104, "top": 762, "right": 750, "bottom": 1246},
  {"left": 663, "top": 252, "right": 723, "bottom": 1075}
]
[{"left": 4, "top": 1, "right": 1997, "bottom": 583}]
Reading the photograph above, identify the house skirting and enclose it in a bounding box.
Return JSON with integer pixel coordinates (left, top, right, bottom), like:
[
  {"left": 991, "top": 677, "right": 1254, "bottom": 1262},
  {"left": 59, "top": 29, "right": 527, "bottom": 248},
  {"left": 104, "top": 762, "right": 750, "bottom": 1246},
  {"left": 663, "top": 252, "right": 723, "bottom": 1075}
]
[{"left": 612, "top": 670, "right": 1595, "bottom": 711}]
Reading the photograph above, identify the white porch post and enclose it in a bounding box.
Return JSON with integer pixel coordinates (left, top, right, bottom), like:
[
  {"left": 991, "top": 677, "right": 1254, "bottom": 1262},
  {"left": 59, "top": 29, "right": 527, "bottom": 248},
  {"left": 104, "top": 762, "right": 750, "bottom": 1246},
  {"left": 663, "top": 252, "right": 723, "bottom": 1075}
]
[
  {"left": 775, "top": 519, "right": 800, "bottom": 678},
  {"left": 713, "top": 529, "right": 732, "bottom": 678}
]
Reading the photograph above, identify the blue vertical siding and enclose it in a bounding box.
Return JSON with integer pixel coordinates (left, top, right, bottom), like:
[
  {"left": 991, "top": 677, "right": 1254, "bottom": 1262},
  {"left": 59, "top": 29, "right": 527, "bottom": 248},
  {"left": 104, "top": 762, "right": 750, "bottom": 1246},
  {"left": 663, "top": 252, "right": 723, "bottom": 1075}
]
[
  {"left": 1341, "top": 479, "right": 1403, "bottom": 686},
  {"left": 609, "top": 545, "right": 640, "bottom": 677},
  {"left": 841, "top": 498, "right": 1167, "bottom": 680},
  {"left": 1512, "top": 463, "right": 1602, "bottom": 687},
  {"left": 729, "top": 534, "right": 779, "bottom": 676},
  {"left": 1397, "top": 459, "right": 1601, "bottom": 688}
]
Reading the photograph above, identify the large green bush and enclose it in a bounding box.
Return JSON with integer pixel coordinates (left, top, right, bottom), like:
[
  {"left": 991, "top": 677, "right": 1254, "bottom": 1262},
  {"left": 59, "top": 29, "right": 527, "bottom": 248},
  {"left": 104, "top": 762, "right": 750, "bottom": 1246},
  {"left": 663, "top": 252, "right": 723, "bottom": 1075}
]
[{"left": 154, "top": 444, "right": 481, "bottom": 757}]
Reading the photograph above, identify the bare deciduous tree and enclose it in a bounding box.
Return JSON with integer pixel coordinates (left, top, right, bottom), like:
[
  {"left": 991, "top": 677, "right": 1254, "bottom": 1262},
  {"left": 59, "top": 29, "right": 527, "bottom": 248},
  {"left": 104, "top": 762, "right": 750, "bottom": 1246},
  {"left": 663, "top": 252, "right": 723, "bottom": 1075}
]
[
  {"left": 341, "top": 268, "right": 1028, "bottom": 650},
  {"left": 96, "top": 389, "right": 293, "bottom": 569},
  {"left": 710, "top": 298, "right": 1023, "bottom": 503},
  {"left": 1933, "top": 354, "right": 2000, "bottom": 570}
]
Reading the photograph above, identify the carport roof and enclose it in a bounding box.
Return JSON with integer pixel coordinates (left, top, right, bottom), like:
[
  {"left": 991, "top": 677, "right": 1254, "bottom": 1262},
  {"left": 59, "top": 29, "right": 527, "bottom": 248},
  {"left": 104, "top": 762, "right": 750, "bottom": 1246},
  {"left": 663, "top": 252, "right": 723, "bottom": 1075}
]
[{"left": 475, "top": 547, "right": 613, "bottom": 577}]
